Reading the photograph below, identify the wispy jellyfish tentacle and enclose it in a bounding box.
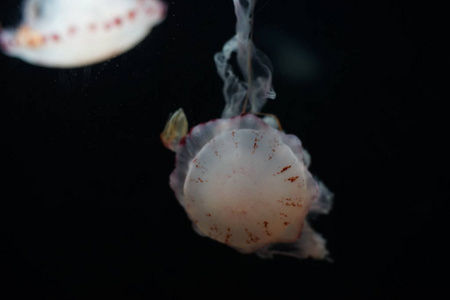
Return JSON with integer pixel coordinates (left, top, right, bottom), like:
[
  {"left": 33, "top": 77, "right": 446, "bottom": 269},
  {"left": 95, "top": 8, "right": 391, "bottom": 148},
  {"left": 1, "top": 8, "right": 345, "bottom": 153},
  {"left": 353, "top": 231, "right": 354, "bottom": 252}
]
[{"left": 214, "top": 0, "right": 276, "bottom": 119}]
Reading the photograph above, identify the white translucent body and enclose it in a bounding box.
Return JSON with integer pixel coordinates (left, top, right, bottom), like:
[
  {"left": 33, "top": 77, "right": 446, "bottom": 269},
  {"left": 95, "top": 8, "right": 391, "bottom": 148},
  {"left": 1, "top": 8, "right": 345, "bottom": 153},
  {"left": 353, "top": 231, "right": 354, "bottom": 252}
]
[
  {"left": 185, "top": 128, "right": 312, "bottom": 252},
  {"left": 161, "top": 0, "right": 333, "bottom": 259},
  {"left": 0, "top": 0, "right": 166, "bottom": 68},
  {"left": 169, "top": 114, "right": 332, "bottom": 258}
]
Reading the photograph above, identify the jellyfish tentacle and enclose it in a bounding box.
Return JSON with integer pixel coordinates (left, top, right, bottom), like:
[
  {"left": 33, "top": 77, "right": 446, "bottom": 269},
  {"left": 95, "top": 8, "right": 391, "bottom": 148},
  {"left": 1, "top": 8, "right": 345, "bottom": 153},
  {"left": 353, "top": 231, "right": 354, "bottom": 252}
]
[{"left": 214, "top": 0, "right": 276, "bottom": 119}]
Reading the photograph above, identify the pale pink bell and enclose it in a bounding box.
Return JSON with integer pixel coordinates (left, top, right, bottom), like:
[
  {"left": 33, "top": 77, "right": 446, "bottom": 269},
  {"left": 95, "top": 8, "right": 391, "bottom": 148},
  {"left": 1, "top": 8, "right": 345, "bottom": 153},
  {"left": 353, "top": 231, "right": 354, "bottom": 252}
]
[{"left": 162, "top": 111, "right": 332, "bottom": 259}]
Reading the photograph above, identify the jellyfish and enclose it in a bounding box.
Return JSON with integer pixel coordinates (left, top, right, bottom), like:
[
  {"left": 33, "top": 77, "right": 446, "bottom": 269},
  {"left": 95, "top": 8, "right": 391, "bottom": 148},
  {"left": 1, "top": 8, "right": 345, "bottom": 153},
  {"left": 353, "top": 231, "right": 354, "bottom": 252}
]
[
  {"left": 0, "top": 0, "right": 167, "bottom": 68},
  {"left": 161, "top": 0, "right": 333, "bottom": 259}
]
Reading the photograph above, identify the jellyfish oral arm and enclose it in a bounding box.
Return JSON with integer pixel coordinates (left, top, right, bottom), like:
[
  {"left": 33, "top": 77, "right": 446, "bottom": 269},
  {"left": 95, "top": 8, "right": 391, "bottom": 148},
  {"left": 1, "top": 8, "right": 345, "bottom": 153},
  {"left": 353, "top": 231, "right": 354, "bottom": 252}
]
[{"left": 214, "top": 0, "right": 276, "bottom": 118}]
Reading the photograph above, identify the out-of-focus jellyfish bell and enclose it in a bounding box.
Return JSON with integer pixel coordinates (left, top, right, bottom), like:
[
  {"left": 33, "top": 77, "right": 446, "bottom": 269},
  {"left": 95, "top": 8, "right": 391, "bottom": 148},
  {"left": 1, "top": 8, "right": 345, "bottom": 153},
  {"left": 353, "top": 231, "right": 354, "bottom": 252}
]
[
  {"left": 0, "top": 0, "right": 167, "bottom": 68},
  {"left": 161, "top": 0, "right": 333, "bottom": 259}
]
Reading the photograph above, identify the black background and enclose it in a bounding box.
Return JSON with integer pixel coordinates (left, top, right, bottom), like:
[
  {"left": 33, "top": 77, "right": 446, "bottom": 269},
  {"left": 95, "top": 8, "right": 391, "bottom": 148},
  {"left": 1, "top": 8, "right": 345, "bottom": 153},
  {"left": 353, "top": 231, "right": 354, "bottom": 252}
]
[{"left": 0, "top": 0, "right": 445, "bottom": 299}]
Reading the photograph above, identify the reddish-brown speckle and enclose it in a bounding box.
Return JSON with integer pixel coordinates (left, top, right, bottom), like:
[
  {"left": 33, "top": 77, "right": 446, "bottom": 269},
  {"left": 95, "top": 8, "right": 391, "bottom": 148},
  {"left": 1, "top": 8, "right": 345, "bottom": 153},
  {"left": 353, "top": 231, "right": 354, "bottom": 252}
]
[
  {"left": 114, "top": 17, "right": 122, "bottom": 26},
  {"left": 128, "top": 10, "right": 137, "bottom": 20},
  {"left": 89, "top": 23, "right": 97, "bottom": 31},
  {"left": 68, "top": 26, "right": 77, "bottom": 35},
  {"left": 252, "top": 142, "right": 258, "bottom": 153},
  {"left": 206, "top": 213, "right": 211, "bottom": 217},
  {"left": 225, "top": 233, "right": 232, "bottom": 244},
  {"left": 198, "top": 177, "right": 204, "bottom": 183},
  {"left": 286, "top": 176, "right": 299, "bottom": 182},
  {"left": 252, "top": 137, "right": 260, "bottom": 153},
  {"left": 278, "top": 165, "right": 291, "bottom": 174},
  {"left": 26, "top": 38, "right": 40, "bottom": 47},
  {"left": 284, "top": 222, "right": 290, "bottom": 226},
  {"left": 263, "top": 221, "right": 271, "bottom": 236},
  {"left": 277, "top": 199, "right": 303, "bottom": 208},
  {"left": 245, "top": 228, "right": 260, "bottom": 244}
]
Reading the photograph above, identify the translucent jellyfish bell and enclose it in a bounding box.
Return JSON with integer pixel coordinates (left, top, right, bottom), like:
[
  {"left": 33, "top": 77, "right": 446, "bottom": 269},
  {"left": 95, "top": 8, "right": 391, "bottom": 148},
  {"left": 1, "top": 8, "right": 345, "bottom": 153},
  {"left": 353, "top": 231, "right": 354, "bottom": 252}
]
[
  {"left": 161, "top": 0, "right": 332, "bottom": 259},
  {"left": 0, "top": 0, "right": 167, "bottom": 68}
]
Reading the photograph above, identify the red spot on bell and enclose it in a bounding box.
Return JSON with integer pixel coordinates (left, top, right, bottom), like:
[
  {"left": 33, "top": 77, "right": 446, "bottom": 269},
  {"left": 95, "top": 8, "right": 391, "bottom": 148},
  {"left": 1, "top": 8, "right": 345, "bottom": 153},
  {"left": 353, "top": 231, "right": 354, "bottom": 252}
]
[
  {"left": 128, "top": 10, "right": 137, "bottom": 20},
  {"left": 114, "top": 17, "right": 122, "bottom": 26},
  {"left": 68, "top": 26, "right": 77, "bottom": 35}
]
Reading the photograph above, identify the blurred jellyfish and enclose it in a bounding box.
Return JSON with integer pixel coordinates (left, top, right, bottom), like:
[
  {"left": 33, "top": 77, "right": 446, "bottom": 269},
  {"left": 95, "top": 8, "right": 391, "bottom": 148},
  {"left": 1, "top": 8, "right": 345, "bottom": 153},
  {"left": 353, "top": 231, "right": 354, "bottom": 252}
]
[
  {"left": 0, "top": 0, "right": 167, "bottom": 68},
  {"left": 259, "top": 27, "right": 321, "bottom": 84},
  {"left": 161, "top": 0, "right": 333, "bottom": 259}
]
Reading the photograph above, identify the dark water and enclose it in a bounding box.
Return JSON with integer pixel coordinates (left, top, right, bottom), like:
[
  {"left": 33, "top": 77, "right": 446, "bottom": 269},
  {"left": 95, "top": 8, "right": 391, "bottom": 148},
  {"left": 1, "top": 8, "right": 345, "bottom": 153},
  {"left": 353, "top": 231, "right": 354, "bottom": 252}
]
[{"left": 0, "top": 1, "right": 444, "bottom": 299}]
